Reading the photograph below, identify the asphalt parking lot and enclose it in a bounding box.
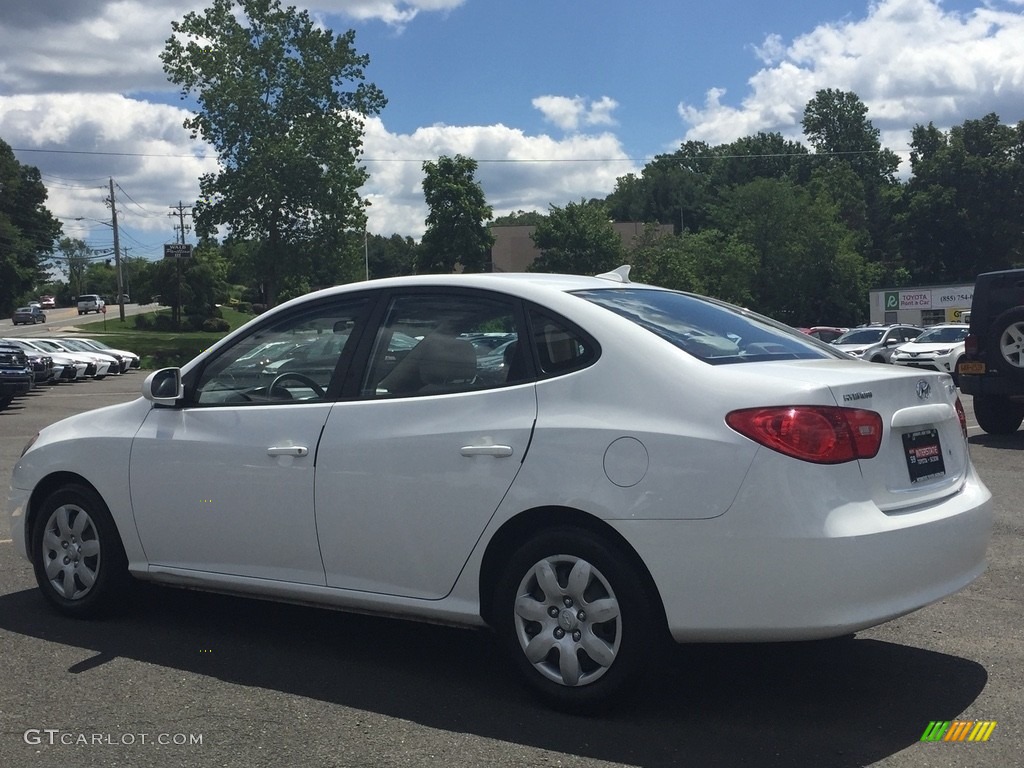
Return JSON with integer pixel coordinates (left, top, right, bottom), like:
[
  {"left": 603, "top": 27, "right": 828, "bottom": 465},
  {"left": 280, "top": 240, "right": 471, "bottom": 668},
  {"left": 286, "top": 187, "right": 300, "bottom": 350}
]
[{"left": 0, "top": 378, "right": 1021, "bottom": 768}]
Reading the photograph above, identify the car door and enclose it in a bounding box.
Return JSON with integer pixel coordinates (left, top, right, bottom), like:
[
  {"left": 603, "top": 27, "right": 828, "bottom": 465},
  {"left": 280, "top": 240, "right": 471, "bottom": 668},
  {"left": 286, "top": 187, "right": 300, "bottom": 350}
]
[
  {"left": 129, "top": 296, "right": 371, "bottom": 584},
  {"left": 315, "top": 290, "right": 537, "bottom": 599}
]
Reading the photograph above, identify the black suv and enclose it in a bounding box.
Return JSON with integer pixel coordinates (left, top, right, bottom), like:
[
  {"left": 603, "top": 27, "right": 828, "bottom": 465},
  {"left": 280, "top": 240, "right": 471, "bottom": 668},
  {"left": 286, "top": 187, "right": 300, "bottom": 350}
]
[
  {"left": 957, "top": 268, "right": 1024, "bottom": 434},
  {"left": 0, "top": 343, "right": 32, "bottom": 410}
]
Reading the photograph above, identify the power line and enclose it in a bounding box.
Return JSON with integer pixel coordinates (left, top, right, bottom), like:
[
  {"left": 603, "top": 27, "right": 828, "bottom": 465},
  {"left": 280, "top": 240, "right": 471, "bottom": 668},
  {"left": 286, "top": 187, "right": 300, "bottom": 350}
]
[{"left": 13, "top": 145, "right": 915, "bottom": 163}]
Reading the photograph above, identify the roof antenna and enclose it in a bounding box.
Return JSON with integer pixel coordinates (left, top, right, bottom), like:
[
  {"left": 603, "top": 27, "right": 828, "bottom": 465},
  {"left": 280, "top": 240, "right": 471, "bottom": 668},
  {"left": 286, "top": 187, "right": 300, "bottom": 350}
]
[{"left": 596, "top": 265, "right": 631, "bottom": 284}]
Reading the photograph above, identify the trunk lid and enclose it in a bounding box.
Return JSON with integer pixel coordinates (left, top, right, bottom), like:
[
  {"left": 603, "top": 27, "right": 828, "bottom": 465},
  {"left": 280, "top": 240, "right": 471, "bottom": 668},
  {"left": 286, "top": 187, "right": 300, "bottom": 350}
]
[{"left": 738, "top": 360, "right": 968, "bottom": 512}]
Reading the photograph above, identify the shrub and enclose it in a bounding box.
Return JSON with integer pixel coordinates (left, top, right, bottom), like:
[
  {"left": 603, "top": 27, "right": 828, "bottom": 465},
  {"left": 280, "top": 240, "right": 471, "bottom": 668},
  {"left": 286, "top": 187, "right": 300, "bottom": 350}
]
[
  {"left": 151, "top": 314, "right": 178, "bottom": 332},
  {"left": 202, "top": 317, "right": 231, "bottom": 332}
]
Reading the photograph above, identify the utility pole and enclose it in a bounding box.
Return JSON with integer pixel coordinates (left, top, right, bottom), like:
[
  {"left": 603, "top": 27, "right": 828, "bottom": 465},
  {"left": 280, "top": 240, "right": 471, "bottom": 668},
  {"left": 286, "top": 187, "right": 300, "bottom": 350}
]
[
  {"left": 121, "top": 246, "right": 130, "bottom": 301},
  {"left": 108, "top": 178, "right": 125, "bottom": 321},
  {"left": 168, "top": 202, "right": 193, "bottom": 326},
  {"left": 169, "top": 201, "right": 192, "bottom": 244}
]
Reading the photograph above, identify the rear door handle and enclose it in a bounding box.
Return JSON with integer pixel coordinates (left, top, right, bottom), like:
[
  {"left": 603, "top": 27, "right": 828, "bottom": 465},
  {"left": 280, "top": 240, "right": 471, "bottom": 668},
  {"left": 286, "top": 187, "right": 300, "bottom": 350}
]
[
  {"left": 267, "top": 446, "right": 309, "bottom": 457},
  {"left": 460, "top": 445, "right": 514, "bottom": 458}
]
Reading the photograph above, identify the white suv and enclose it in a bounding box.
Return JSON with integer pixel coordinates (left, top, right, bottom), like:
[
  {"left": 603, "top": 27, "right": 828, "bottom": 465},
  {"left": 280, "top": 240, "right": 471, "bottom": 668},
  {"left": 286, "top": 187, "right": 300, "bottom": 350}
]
[
  {"left": 891, "top": 324, "right": 970, "bottom": 382},
  {"left": 76, "top": 294, "right": 105, "bottom": 315}
]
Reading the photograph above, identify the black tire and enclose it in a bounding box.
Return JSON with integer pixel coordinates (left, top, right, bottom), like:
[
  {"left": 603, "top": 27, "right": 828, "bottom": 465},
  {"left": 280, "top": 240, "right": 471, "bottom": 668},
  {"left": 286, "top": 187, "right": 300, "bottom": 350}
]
[
  {"left": 492, "top": 527, "right": 658, "bottom": 713},
  {"left": 973, "top": 394, "right": 1024, "bottom": 435},
  {"left": 30, "top": 484, "right": 132, "bottom": 618},
  {"left": 988, "top": 308, "right": 1024, "bottom": 380}
]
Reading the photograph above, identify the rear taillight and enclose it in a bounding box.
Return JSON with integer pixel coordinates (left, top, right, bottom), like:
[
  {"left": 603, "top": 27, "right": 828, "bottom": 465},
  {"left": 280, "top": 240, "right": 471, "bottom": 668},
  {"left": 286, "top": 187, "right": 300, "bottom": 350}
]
[
  {"left": 964, "top": 334, "right": 978, "bottom": 355},
  {"left": 726, "top": 406, "right": 883, "bottom": 464},
  {"left": 955, "top": 397, "right": 968, "bottom": 440}
]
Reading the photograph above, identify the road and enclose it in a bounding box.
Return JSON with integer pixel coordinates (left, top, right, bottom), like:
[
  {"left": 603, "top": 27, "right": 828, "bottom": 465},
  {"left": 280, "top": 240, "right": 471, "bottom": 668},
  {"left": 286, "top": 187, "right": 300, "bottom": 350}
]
[
  {"left": 2, "top": 303, "right": 154, "bottom": 338},
  {"left": 0, "top": 379, "right": 1020, "bottom": 768}
]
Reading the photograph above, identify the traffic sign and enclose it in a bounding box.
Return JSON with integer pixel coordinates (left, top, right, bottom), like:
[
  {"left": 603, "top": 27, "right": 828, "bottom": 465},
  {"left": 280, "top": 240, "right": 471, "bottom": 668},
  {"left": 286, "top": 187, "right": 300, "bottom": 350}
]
[{"left": 164, "top": 243, "right": 194, "bottom": 259}]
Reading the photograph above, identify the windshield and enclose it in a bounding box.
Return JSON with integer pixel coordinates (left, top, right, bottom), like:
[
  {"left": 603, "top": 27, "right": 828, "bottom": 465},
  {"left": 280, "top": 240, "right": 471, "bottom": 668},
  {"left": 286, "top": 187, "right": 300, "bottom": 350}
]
[
  {"left": 912, "top": 326, "right": 968, "bottom": 343},
  {"left": 835, "top": 328, "right": 885, "bottom": 344},
  {"left": 573, "top": 288, "right": 840, "bottom": 364}
]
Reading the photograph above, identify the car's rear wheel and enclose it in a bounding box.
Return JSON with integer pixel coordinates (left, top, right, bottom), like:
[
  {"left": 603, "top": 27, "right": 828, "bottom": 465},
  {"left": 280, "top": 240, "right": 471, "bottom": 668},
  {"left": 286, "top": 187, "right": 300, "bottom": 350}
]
[
  {"left": 493, "top": 527, "right": 658, "bottom": 713},
  {"left": 972, "top": 394, "right": 1024, "bottom": 435},
  {"left": 989, "top": 308, "right": 1024, "bottom": 379},
  {"left": 31, "top": 484, "right": 131, "bottom": 618}
]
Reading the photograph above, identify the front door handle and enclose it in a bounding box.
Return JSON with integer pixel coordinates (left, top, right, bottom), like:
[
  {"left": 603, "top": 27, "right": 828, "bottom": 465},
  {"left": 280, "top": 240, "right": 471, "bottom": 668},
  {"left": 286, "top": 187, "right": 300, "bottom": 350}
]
[
  {"left": 460, "top": 445, "right": 514, "bottom": 458},
  {"left": 267, "top": 446, "right": 309, "bottom": 457}
]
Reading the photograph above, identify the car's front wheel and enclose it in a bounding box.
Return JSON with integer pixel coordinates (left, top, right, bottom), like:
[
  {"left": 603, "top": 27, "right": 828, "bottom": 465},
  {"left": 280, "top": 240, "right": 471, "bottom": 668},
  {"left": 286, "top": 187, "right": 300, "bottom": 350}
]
[
  {"left": 493, "top": 527, "right": 658, "bottom": 712},
  {"left": 973, "top": 394, "right": 1024, "bottom": 435},
  {"left": 31, "top": 484, "right": 131, "bottom": 618}
]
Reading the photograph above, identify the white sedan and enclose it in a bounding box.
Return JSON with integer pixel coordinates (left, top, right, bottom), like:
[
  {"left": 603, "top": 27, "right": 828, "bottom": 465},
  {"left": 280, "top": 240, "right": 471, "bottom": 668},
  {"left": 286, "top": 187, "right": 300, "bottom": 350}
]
[{"left": 7, "top": 268, "right": 992, "bottom": 712}]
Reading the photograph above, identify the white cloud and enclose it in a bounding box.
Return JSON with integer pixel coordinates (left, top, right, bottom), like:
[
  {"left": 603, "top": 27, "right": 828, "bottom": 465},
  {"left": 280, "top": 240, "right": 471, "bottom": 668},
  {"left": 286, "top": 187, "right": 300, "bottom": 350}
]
[
  {"left": 532, "top": 95, "right": 620, "bottom": 132},
  {"left": 678, "top": 0, "right": 1024, "bottom": 153},
  {"left": 360, "top": 117, "right": 637, "bottom": 238},
  {"left": 1, "top": 93, "right": 217, "bottom": 257},
  {"left": 316, "top": 0, "right": 465, "bottom": 26}
]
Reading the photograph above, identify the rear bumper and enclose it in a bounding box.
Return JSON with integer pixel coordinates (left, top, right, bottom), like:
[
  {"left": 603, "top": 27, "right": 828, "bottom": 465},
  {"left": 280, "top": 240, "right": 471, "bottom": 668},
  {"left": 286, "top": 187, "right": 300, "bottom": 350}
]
[
  {"left": 1, "top": 376, "right": 32, "bottom": 397},
  {"left": 611, "top": 471, "right": 992, "bottom": 643},
  {"left": 958, "top": 373, "right": 1024, "bottom": 398}
]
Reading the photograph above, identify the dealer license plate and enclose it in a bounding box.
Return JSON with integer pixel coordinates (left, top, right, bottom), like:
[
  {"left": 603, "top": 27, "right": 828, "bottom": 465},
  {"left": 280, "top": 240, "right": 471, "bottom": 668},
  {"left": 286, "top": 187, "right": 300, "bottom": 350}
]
[{"left": 903, "top": 428, "right": 946, "bottom": 483}]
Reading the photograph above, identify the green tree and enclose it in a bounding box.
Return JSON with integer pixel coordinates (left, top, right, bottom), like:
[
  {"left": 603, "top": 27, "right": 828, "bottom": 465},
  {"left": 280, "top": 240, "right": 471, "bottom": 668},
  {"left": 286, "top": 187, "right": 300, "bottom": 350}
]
[
  {"left": 0, "top": 139, "right": 62, "bottom": 313},
  {"left": 802, "top": 89, "right": 901, "bottom": 265},
  {"left": 529, "top": 199, "right": 624, "bottom": 274},
  {"left": 161, "top": 0, "right": 386, "bottom": 306},
  {"left": 900, "top": 114, "right": 1024, "bottom": 281},
  {"left": 802, "top": 89, "right": 900, "bottom": 183},
  {"left": 83, "top": 260, "right": 117, "bottom": 298},
  {"left": 709, "top": 132, "right": 812, "bottom": 189},
  {"left": 713, "top": 178, "right": 876, "bottom": 326},
  {"left": 367, "top": 233, "right": 418, "bottom": 278},
  {"left": 418, "top": 155, "right": 494, "bottom": 273},
  {"left": 606, "top": 141, "right": 717, "bottom": 233},
  {"left": 56, "top": 237, "right": 95, "bottom": 299},
  {"left": 491, "top": 210, "right": 547, "bottom": 227},
  {"left": 630, "top": 227, "right": 757, "bottom": 307}
]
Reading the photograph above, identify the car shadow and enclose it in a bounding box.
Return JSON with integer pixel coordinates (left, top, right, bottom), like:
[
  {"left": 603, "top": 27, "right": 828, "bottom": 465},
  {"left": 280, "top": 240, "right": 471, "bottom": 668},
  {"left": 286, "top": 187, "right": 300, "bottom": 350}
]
[
  {"left": 969, "top": 432, "right": 1024, "bottom": 450},
  {"left": 0, "top": 584, "right": 988, "bottom": 767}
]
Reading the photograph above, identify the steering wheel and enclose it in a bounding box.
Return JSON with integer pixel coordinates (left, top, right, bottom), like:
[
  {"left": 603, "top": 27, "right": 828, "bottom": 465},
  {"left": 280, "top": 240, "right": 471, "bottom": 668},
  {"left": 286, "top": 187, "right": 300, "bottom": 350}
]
[{"left": 268, "top": 372, "right": 326, "bottom": 399}]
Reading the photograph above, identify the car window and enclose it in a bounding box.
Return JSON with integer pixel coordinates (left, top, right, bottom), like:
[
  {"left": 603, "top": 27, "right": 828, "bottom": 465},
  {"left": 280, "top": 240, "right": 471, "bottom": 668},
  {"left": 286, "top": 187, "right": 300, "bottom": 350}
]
[
  {"left": 192, "top": 298, "right": 368, "bottom": 405},
  {"left": 528, "top": 308, "right": 597, "bottom": 375},
  {"left": 575, "top": 288, "right": 836, "bottom": 364},
  {"left": 363, "top": 292, "right": 521, "bottom": 397}
]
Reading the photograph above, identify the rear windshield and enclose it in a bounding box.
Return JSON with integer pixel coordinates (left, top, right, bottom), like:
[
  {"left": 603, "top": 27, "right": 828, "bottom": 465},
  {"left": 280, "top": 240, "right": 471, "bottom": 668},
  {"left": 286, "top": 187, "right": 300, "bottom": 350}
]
[{"left": 574, "top": 288, "right": 840, "bottom": 364}]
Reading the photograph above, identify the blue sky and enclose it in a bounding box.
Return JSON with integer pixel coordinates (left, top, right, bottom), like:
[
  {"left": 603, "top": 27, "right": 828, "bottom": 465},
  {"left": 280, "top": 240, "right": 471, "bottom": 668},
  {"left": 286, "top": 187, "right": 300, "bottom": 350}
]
[{"left": 1, "top": 0, "right": 1022, "bottom": 262}]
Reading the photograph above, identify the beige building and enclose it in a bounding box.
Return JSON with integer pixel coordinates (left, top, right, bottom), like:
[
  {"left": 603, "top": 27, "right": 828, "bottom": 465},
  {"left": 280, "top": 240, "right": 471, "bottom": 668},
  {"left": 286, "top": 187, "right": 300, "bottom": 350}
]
[{"left": 490, "top": 222, "right": 674, "bottom": 272}]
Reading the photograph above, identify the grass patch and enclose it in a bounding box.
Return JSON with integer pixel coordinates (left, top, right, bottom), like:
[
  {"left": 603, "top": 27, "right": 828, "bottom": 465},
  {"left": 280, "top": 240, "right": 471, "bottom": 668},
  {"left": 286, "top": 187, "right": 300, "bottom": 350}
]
[{"left": 73, "top": 307, "right": 255, "bottom": 369}]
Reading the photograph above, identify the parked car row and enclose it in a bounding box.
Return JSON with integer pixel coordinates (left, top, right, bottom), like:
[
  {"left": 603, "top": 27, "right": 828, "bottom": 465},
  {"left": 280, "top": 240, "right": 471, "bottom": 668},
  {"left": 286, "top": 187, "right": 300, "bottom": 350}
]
[
  {"left": 0, "top": 337, "right": 140, "bottom": 412},
  {"left": 801, "top": 323, "right": 970, "bottom": 384}
]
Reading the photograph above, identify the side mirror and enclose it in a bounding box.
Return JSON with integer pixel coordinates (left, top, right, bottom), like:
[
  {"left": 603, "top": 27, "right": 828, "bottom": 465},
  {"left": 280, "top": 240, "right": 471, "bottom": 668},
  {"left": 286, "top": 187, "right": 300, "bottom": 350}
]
[{"left": 143, "top": 367, "right": 183, "bottom": 405}]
